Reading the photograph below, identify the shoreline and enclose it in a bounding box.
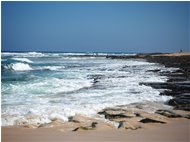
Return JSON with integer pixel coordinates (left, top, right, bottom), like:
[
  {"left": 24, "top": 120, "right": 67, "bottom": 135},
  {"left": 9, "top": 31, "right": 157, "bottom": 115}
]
[
  {"left": 2, "top": 118, "right": 189, "bottom": 142},
  {"left": 2, "top": 52, "right": 190, "bottom": 142}
]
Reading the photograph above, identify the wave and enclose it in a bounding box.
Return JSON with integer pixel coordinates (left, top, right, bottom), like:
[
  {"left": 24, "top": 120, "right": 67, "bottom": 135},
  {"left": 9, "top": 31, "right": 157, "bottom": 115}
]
[
  {"left": 27, "top": 52, "right": 44, "bottom": 57},
  {"left": 12, "top": 58, "right": 33, "bottom": 63},
  {"left": 3, "top": 63, "right": 65, "bottom": 72},
  {"left": 6, "top": 63, "right": 33, "bottom": 71},
  {"left": 39, "top": 66, "right": 65, "bottom": 71},
  {"left": 5, "top": 77, "right": 93, "bottom": 94},
  {"left": 2, "top": 52, "right": 45, "bottom": 58}
]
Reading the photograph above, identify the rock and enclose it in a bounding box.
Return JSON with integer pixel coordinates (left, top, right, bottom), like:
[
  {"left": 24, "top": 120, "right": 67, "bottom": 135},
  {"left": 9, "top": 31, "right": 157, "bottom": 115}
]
[
  {"left": 167, "top": 77, "right": 188, "bottom": 82},
  {"left": 159, "top": 90, "right": 184, "bottom": 96},
  {"left": 98, "top": 108, "right": 136, "bottom": 121},
  {"left": 68, "top": 114, "right": 94, "bottom": 124},
  {"left": 118, "top": 121, "right": 141, "bottom": 130},
  {"left": 72, "top": 122, "right": 98, "bottom": 131},
  {"left": 139, "top": 82, "right": 190, "bottom": 92},
  {"left": 168, "top": 96, "right": 190, "bottom": 111},
  {"left": 146, "top": 69, "right": 161, "bottom": 73},
  {"left": 132, "top": 110, "right": 168, "bottom": 123},
  {"left": 139, "top": 118, "right": 166, "bottom": 124},
  {"left": 72, "top": 126, "right": 94, "bottom": 131},
  {"left": 155, "top": 109, "right": 190, "bottom": 119},
  {"left": 91, "top": 122, "right": 98, "bottom": 128},
  {"left": 155, "top": 110, "right": 182, "bottom": 118}
]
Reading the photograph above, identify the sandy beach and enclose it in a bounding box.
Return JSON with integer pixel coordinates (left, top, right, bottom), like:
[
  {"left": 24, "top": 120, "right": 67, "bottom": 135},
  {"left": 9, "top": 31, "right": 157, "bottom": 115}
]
[{"left": 2, "top": 118, "right": 189, "bottom": 142}]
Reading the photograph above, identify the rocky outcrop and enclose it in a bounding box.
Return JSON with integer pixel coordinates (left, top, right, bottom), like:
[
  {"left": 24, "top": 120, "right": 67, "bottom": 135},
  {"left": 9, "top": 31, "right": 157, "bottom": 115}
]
[
  {"left": 155, "top": 109, "right": 190, "bottom": 119},
  {"left": 98, "top": 105, "right": 170, "bottom": 130},
  {"left": 144, "top": 55, "right": 190, "bottom": 111},
  {"left": 97, "top": 100, "right": 190, "bottom": 131},
  {"left": 107, "top": 53, "right": 190, "bottom": 111},
  {"left": 68, "top": 114, "right": 115, "bottom": 132},
  {"left": 98, "top": 108, "right": 136, "bottom": 121},
  {"left": 140, "top": 81, "right": 190, "bottom": 111}
]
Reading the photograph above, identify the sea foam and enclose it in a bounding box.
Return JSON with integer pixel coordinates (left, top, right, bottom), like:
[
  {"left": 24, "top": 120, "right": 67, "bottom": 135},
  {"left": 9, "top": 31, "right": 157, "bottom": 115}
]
[
  {"left": 11, "top": 63, "right": 33, "bottom": 71},
  {"left": 1, "top": 53, "right": 178, "bottom": 126}
]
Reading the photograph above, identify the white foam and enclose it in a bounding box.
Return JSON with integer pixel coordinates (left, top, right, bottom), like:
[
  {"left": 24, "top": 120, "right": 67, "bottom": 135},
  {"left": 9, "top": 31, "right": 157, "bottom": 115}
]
[
  {"left": 11, "top": 63, "right": 33, "bottom": 71},
  {"left": 2, "top": 77, "right": 93, "bottom": 95},
  {"left": 2, "top": 56, "right": 175, "bottom": 126},
  {"left": 39, "top": 66, "right": 65, "bottom": 71},
  {"left": 12, "top": 58, "right": 33, "bottom": 63}
]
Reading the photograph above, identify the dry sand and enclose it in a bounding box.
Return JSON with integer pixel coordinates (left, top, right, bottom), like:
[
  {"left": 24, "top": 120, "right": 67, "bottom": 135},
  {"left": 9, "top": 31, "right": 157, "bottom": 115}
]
[{"left": 2, "top": 118, "right": 190, "bottom": 142}]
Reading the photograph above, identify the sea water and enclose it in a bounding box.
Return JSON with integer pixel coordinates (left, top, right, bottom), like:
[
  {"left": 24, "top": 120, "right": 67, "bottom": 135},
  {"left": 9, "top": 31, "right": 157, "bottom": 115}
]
[{"left": 1, "top": 52, "right": 176, "bottom": 126}]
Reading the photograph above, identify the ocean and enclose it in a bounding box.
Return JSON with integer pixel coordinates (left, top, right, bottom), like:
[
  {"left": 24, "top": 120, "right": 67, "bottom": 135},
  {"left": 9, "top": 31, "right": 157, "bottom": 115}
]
[{"left": 1, "top": 52, "right": 176, "bottom": 126}]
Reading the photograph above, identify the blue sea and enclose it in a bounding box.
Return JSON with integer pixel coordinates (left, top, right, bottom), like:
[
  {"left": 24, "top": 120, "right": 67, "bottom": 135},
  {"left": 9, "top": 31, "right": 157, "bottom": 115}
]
[{"left": 1, "top": 52, "right": 175, "bottom": 126}]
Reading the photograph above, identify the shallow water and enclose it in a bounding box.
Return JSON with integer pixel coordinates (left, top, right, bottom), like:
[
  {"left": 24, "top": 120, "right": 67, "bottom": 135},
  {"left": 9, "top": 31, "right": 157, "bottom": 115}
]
[{"left": 1, "top": 52, "right": 176, "bottom": 126}]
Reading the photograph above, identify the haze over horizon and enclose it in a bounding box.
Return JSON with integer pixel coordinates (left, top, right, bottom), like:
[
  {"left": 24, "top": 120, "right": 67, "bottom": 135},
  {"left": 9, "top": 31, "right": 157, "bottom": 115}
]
[{"left": 2, "top": 1, "right": 190, "bottom": 53}]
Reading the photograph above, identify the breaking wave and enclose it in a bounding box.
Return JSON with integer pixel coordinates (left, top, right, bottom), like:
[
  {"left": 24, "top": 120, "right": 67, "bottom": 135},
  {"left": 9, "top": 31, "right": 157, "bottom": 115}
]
[
  {"left": 12, "top": 58, "right": 33, "bottom": 63},
  {"left": 5, "top": 63, "right": 33, "bottom": 71}
]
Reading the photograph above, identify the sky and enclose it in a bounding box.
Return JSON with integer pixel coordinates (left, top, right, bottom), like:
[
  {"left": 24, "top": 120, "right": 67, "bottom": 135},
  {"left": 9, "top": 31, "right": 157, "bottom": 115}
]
[{"left": 1, "top": 1, "right": 190, "bottom": 53}]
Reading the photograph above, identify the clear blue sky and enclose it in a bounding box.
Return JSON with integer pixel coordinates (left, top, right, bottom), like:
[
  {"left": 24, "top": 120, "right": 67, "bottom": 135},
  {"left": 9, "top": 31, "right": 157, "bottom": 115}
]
[{"left": 2, "top": 1, "right": 190, "bottom": 53}]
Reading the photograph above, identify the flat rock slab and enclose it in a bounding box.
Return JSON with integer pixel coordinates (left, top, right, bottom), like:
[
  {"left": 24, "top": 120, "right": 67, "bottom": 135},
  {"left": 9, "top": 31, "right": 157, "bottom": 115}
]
[{"left": 155, "top": 109, "right": 190, "bottom": 119}]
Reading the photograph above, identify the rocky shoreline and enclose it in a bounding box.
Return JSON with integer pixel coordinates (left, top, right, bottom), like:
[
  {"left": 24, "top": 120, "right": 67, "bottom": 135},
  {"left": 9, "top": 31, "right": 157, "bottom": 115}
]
[
  {"left": 3, "top": 53, "right": 190, "bottom": 132},
  {"left": 85, "top": 53, "right": 190, "bottom": 131},
  {"left": 107, "top": 53, "right": 190, "bottom": 111}
]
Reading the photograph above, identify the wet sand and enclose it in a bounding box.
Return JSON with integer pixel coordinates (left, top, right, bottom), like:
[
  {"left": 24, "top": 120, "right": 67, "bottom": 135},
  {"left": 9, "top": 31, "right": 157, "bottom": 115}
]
[{"left": 2, "top": 118, "right": 190, "bottom": 142}]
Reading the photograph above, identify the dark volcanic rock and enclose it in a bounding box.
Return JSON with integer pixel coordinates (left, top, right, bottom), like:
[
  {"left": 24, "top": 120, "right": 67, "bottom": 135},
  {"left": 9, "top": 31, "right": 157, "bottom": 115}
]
[
  {"left": 141, "top": 55, "right": 190, "bottom": 111},
  {"left": 139, "top": 82, "right": 190, "bottom": 92},
  {"left": 107, "top": 53, "right": 190, "bottom": 112},
  {"left": 146, "top": 69, "right": 161, "bottom": 73},
  {"left": 168, "top": 97, "right": 190, "bottom": 111},
  {"left": 139, "top": 118, "right": 166, "bottom": 124}
]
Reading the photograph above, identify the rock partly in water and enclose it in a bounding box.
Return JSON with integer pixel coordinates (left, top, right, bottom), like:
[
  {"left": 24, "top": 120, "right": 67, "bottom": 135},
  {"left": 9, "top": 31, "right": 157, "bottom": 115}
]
[
  {"left": 167, "top": 94, "right": 190, "bottom": 111},
  {"left": 98, "top": 108, "right": 136, "bottom": 121}
]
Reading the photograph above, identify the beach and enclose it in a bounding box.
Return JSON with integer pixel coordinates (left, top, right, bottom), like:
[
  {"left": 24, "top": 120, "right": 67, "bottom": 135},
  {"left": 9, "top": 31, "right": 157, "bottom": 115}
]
[
  {"left": 2, "top": 1, "right": 190, "bottom": 141},
  {"left": 2, "top": 52, "right": 190, "bottom": 142},
  {"left": 2, "top": 118, "right": 189, "bottom": 142}
]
